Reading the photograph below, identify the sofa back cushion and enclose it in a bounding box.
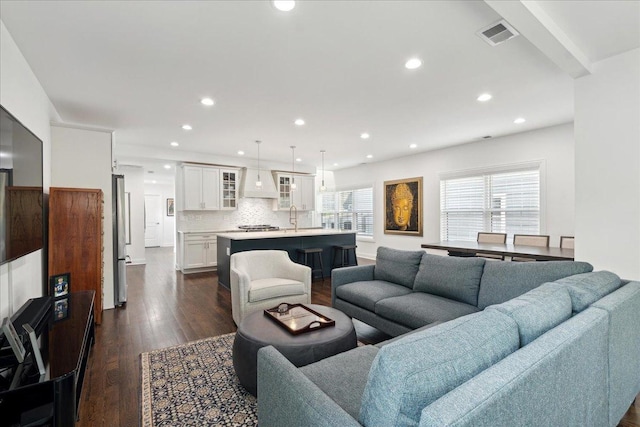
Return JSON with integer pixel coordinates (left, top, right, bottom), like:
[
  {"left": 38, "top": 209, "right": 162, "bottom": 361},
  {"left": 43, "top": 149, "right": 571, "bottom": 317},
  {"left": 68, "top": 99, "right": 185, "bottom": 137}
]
[
  {"left": 373, "top": 246, "right": 424, "bottom": 289},
  {"left": 553, "top": 271, "right": 622, "bottom": 313},
  {"left": 487, "top": 282, "right": 572, "bottom": 346},
  {"left": 359, "top": 310, "right": 519, "bottom": 427},
  {"left": 413, "top": 254, "right": 486, "bottom": 306},
  {"left": 477, "top": 261, "right": 593, "bottom": 309}
]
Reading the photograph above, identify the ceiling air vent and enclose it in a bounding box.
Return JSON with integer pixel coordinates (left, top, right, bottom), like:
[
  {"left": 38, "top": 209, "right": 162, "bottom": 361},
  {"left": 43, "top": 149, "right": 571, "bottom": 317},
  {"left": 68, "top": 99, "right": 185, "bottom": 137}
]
[{"left": 477, "top": 19, "right": 519, "bottom": 46}]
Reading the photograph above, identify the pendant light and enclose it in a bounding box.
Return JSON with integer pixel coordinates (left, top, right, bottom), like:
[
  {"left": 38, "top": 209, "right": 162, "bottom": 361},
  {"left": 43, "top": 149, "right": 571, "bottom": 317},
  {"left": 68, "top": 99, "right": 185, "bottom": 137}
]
[
  {"left": 255, "top": 140, "right": 262, "bottom": 188},
  {"left": 320, "top": 150, "right": 326, "bottom": 192},
  {"left": 290, "top": 145, "right": 297, "bottom": 190}
]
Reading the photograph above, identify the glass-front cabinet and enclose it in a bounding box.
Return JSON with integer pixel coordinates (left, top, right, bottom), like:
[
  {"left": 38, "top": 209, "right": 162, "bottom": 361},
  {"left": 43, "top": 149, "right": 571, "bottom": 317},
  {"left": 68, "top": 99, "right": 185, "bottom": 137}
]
[
  {"left": 278, "top": 175, "right": 292, "bottom": 209},
  {"left": 275, "top": 173, "right": 315, "bottom": 211},
  {"left": 221, "top": 168, "right": 239, "bottom": 210}
]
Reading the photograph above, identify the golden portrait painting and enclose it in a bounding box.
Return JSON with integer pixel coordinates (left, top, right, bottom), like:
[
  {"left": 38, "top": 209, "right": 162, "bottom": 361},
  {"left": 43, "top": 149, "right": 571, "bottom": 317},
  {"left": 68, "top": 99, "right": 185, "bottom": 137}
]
[{"left": 384, "top": 177, "right": 423, "bottom": 236}]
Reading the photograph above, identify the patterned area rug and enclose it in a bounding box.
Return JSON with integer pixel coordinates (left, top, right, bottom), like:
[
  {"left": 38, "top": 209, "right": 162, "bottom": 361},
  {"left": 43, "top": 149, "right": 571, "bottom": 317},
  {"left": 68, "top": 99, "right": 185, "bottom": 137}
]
[{"left": 140, "top": 333, "right": 257, "bottom": 427}]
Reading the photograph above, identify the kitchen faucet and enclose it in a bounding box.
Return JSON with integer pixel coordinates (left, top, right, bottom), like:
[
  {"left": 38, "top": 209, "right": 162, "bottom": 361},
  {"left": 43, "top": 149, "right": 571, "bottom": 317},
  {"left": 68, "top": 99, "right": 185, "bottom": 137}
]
[{"left": 289, "top": 205, "right": 298, "bottom": 232}]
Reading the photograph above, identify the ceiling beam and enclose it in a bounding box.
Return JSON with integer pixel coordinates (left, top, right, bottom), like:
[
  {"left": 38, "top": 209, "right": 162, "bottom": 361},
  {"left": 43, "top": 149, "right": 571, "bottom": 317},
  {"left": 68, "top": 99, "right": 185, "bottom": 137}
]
[{"left": 484, "top": 0, "right": 592, "bottom": 78}]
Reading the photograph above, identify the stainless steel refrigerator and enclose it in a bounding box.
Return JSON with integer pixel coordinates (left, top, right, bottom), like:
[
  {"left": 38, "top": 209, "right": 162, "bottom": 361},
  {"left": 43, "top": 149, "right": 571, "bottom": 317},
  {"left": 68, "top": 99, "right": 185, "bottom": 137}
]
[{"left": 113, "top": 174, "right": 127, "bottom": 305}]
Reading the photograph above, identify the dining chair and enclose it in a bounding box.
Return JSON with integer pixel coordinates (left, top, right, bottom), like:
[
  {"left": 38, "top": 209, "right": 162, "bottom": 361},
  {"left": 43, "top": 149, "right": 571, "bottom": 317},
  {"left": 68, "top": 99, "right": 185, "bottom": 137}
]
[
  {"left": 476, "top": 232, "right": 507, "bottom": 260},
  {"left": 512, "top": 234, "right": 550, "bottom": 262},
  {"left": 560, "top": 236, "right": 575, "bottom": 249}
]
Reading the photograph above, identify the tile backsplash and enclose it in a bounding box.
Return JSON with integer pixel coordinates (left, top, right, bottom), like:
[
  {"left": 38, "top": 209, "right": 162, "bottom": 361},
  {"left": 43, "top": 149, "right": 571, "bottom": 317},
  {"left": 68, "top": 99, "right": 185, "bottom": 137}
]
[{"left": 177, "top": 198, "right": 315, "bottom": 231}]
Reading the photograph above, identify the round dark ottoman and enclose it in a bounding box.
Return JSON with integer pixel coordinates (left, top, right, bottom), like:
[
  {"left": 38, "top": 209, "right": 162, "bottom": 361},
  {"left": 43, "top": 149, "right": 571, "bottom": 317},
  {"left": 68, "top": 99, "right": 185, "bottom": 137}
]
[{"left": 232, "top": 304, "right": 357, "bottom": 396}]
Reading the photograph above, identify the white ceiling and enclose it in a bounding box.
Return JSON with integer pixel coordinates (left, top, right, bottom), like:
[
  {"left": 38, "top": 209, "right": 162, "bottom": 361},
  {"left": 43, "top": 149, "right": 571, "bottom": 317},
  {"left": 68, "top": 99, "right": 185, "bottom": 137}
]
[{"left": 1, "top": 1, "right": 638, "bottom": 179}]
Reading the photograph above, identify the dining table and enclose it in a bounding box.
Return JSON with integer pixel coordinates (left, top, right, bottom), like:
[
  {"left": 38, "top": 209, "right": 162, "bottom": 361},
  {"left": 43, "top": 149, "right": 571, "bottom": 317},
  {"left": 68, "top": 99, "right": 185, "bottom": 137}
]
[{"left": 420, "top": 240, "right": 574, "bottom": 261}]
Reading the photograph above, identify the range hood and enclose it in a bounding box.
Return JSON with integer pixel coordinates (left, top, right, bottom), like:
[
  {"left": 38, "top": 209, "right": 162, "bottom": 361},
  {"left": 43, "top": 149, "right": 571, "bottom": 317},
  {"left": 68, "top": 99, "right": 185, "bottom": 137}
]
[{"left": 240, "top": 168, "right": 279, "bottom": 198}]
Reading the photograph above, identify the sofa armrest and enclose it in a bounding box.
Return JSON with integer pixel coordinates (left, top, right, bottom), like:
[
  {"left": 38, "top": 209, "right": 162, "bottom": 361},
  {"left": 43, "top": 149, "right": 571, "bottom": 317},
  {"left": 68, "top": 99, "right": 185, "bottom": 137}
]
[
  {"left": 331, "top": 265, "right": 375, "bottom": 306},
  {"left": 257, "top": 346, "right": 362, "bottom": 427}
]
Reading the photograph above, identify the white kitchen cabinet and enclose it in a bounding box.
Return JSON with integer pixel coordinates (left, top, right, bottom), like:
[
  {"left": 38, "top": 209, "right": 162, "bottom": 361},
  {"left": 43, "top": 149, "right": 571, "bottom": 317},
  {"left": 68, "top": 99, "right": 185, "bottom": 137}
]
[
  {"left": 182, "top": 165, "right": 220, "bottom": 210},
  {"left": 180, "top": 232, "right": 217, "bottom": 273},
  {"left": 274, "top": 173, "right": 315, "bottom": 211},
  {"left": 220, "top": 168, "right": 239, "bottom": 210}
]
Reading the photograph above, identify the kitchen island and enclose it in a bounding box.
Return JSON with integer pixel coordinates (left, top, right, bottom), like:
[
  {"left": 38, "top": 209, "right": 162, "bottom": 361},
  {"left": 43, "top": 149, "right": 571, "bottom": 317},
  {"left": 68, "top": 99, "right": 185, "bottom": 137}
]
[{"left": 216, "top": 229, "right": 357, "bottom": 288}]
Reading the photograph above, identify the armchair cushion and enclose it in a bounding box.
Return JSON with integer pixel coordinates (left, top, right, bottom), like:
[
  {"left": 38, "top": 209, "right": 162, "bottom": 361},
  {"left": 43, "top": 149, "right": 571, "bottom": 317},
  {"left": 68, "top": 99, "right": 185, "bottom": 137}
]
[{"left": 249, "top": 278, "right": 306, "bottom": 303}]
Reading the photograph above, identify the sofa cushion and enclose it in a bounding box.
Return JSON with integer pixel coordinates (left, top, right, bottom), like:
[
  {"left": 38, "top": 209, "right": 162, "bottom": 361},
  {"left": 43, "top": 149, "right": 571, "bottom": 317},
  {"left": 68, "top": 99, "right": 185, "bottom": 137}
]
[
  {"left": 359, "top": 310, "right": 519, "bottom": 427},
  {"left": 553, "top": 271, "right": 622, "bottom": 313},
  {"left": 300, "top": 345, "right": 379, "bottom": 420},
  {"left": 477, "top": 261, "right": 593, "bottom": 309},
  {"left": 375, "top": 292, "right": 479, "bottom": 329},
  {"left": 373, "top": 246, "right": 424, "bottom": 289},
  {"left": 335, "top": 280, "right": 412, "bottom": 311},
  {"left": 487, "top": 282, "right": 572, "bottom": 346},
  {"left": 413, "top": 254, "right": 486, "bottom": 305},
  {"left": 248, "top": 278, "right": 305, "bottom": 302}
]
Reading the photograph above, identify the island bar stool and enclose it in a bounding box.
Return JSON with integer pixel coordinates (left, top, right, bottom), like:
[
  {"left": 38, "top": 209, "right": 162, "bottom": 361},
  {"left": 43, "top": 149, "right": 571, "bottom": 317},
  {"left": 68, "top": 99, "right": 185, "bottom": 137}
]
[
  {"left": 332, "top": 244, "right": 358, "bottom": 269},
  {"left": 297, "top": 248, "right": 325, "bottom": 281}
]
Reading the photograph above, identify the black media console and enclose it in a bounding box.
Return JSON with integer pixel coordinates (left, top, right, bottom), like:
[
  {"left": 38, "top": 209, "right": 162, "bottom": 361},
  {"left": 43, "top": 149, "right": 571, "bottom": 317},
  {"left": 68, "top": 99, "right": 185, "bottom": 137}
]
[{"left": 0, "top": 291, "right": 95, "bottom": 426}]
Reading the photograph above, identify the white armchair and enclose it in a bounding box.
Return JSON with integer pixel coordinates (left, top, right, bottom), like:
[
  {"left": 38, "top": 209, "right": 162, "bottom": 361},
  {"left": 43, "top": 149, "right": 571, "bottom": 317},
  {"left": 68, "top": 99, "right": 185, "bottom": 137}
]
[{"left": 230, "top": 250, "right": 311, "bottom": 325}]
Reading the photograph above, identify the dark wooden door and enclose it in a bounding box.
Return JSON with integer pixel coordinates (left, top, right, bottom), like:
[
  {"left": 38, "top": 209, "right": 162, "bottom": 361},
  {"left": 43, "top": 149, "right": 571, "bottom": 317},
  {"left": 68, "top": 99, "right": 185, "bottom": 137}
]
[{"left": 49, "top": 187, "right": 103, "bottom": 324}]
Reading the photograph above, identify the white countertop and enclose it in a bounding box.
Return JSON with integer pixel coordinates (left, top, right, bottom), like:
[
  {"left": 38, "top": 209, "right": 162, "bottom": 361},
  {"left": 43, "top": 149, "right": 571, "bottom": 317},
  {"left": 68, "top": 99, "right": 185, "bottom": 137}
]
[{"left": 216, "top": 228, "right": 356, "bottom": 240}]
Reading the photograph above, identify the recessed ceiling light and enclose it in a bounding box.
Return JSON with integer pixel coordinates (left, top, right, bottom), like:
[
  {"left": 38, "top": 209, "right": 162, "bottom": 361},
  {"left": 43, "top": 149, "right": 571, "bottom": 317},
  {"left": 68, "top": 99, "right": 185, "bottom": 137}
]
[
  {"left": 273, "top": 1, "right": 295, "bottom": 12},
  {"left": 366, "top": 154, "right": 373, "bottom": 159},
  {"left": 296, "top": 158, "right": 302, "bottom": 162},
  {"left": 200, "top": 97, "right": 214, "bottom": 106},
  {"left": 164, "top": 164, "right": 171, "bottom": 169},
  {"left": 182, "top": 124, "right": 192, "bottom": 130},
  {"left": 238, "top": 150, "right": 245, "bottom": 155},
  {"left": 409, "top": 143, "right": 417, "bottom": 149},
  {"left": 170, "top": 141, "right": 179, "bottom": 147},
  {"left": 360, "top": 133, "right": 370, "bottom": 139},
  {"left": 152, "top": 180, "right": 157, "bottom": 184},
  {"left": 477, "top": 93, "right": 492, "bottom": 102},
  {"left": 294, "top": 118, "right": 305, "bottom": 126},
  {"left": 405, "top": 58, "right": 423, "bottom": 70},
  {"left": 514, "top": 117, "right": 526, "bottom": 124},
  {"left": 333, "top": 163, "right": 338, "bottom": 167}
]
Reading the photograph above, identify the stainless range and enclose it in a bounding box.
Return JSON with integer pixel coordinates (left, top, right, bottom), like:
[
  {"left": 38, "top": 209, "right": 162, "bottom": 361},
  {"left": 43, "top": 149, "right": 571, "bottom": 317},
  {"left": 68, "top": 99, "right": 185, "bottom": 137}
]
[{"left": 237, "top": 224, "right": 280, "bottom": 232}]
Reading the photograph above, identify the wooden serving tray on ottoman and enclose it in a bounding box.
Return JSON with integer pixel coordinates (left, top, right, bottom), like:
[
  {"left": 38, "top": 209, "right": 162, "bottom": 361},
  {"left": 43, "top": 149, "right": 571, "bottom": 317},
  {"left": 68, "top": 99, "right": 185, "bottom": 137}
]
[{"left": 264, "top": 303, "right": 335, "bottom": 335}]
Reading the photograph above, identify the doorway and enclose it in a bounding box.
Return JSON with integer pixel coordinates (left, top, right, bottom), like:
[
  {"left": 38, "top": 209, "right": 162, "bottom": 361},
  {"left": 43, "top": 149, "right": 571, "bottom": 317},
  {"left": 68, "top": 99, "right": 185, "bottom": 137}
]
[{"left": 144, "top": 194, "right": 162, "bottom": 247}]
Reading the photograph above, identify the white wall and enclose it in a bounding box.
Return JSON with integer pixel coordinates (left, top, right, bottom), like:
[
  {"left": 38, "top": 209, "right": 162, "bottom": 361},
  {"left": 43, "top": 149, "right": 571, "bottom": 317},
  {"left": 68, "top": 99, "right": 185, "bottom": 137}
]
[
  {"left": 0, "top": 21, "right": 56, "bottom": 319},
  {"left": 334, "top": 123, "right": 575, "bottom": 259},
  {"left": 50, "top": 124, "right": 115, "bottom": 310},
  {"left": 118, "top": 166, "right": 146, "bottom": 264},
  {"left": 144, "top": 182, "right": 175, "bottom": 247},
  {"left": 575, "top": 48, "right": 640, "bottom": 280}
]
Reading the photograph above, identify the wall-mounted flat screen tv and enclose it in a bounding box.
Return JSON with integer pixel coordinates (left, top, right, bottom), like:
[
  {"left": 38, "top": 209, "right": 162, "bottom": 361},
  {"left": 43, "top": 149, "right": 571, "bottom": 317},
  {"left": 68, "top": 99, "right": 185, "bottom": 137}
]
[{"left": 0, "top": 105, "right": 44, "bottom": 264}]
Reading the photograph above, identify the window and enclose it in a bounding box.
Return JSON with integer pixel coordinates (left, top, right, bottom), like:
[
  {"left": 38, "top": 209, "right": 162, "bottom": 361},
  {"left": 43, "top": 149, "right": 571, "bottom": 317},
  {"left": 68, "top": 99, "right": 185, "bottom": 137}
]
[
  {"left": 320, "top": 187, "right": 373, "bottom": 237},
  {"left": 440, "top": 167, "right": 540, "bottom": 241}
]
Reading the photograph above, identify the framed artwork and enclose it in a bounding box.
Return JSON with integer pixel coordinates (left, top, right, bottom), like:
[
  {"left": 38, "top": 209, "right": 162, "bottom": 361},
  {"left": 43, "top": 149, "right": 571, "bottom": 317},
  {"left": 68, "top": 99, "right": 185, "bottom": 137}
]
[
  {"left": 50, "top": 272, "right": 70, "bottom": 298},
  {"left": 53, "top": 297, "right": 70, "bottom": 322},
  {"left": 167, "top": 198, "right": 175, "bottom": 216},
  {"left": 384, "top": 177, "right": 423, "bottom": 236}
]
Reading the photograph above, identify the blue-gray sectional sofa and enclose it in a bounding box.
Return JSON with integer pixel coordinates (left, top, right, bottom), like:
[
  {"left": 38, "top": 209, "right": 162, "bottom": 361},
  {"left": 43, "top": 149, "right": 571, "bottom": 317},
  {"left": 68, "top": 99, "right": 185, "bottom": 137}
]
[{"left": 256, "top": 247, "right": 640, "bottom": 426}]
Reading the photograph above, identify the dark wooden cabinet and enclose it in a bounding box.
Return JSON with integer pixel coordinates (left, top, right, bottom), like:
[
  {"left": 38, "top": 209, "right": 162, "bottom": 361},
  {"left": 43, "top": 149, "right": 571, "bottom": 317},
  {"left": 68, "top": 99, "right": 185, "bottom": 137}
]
[
  {"left": 0, "top": 291, "right": 95, "bottom": 426},
  {"left": 48, "top": 188, "right": 103, "bottom": 324}
]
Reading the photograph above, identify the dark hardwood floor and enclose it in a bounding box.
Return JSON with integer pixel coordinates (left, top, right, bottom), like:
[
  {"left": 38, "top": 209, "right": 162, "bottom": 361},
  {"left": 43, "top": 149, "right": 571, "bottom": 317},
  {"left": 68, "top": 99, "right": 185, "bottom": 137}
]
[{"left": 77, "top": 246, "right": 639, "bottom": 427}]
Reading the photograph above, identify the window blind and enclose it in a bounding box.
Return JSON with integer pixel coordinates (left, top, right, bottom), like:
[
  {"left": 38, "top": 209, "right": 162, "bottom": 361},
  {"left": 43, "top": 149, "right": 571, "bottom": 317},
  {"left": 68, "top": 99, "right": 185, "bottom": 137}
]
[
  {"left": 440, "top": 168, "right": 540, "bottom": 241},
  {"left": 320, "top": 187, "right": 373, "bottom": 236}
]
